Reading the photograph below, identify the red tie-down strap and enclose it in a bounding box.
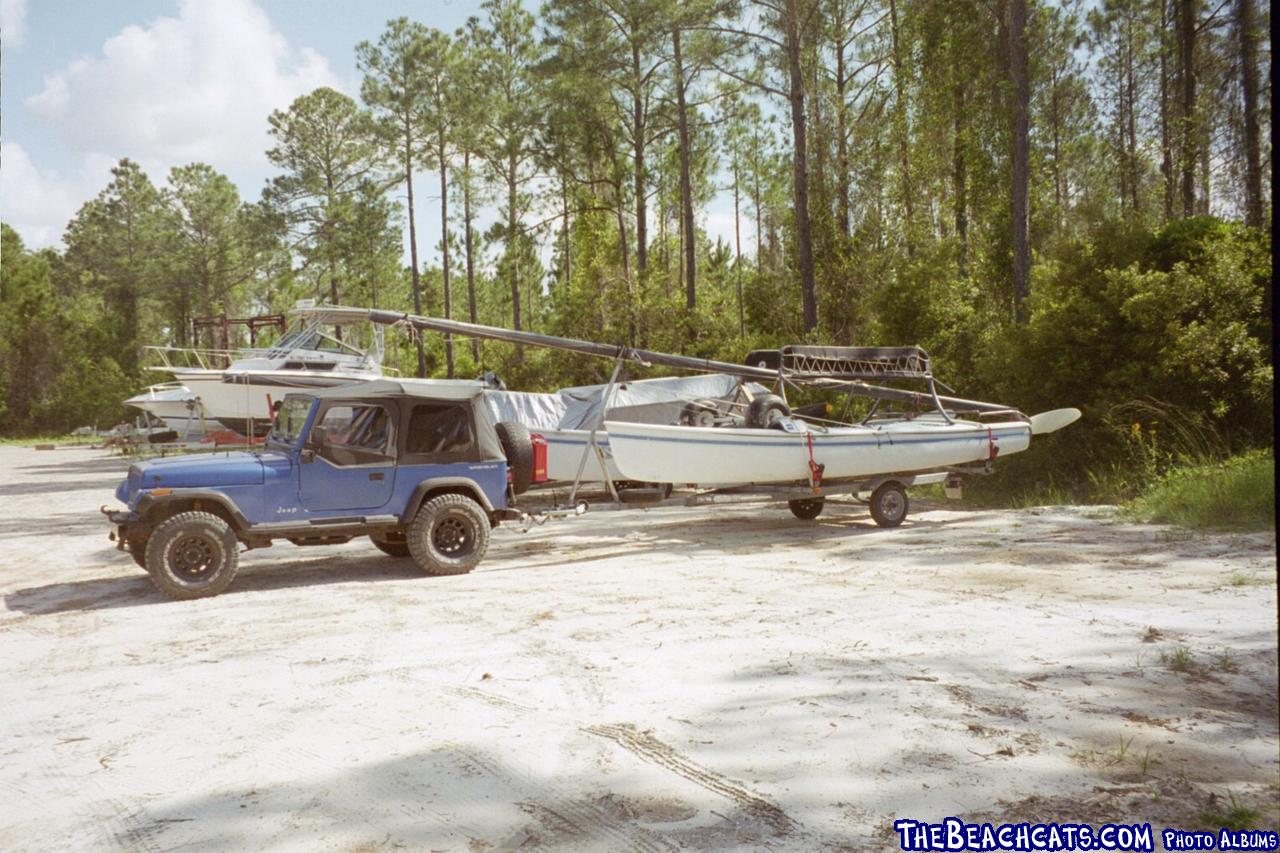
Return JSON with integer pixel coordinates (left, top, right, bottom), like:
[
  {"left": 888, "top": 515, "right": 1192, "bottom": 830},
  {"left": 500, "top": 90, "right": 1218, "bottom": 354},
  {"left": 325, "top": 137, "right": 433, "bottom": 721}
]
[
  {"left": 988, "top": 426, "right": 999, "bottom": 460},
  {"left": 806, "top": 432, "right": 825, "bottom": 492}
]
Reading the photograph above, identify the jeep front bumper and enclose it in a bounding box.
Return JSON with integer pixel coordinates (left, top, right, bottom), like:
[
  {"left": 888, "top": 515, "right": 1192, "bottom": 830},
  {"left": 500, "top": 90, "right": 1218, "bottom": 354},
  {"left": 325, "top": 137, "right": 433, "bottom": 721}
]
[{"left": 101, "top": 505, "right": 139, "bottom": 525}]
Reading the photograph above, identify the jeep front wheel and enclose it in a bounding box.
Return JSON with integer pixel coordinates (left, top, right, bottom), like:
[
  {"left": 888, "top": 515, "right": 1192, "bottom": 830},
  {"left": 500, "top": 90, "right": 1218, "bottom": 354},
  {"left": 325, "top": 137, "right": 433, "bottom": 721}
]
[
  {"left": 407, "top": 494, "right": 490, "bottom": 576},
  {"left": 144, "top": 511, "right": 240, "bottom": 599}
]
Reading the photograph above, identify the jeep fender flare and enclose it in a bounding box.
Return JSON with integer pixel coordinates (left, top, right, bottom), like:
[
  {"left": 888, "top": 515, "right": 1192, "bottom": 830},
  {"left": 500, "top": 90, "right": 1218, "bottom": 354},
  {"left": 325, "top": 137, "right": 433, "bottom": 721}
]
[
  {"left": 401, "top": 478, "right": 495, "bottom": 525},
  {"left": 135, "top": 491, "right": 251, "bottom": 533}
]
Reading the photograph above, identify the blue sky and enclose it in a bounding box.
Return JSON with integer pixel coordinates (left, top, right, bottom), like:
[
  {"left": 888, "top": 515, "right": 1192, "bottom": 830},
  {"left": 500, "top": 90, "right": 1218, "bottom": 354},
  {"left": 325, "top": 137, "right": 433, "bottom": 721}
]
[{"left": 0, "top": 0, "right": 744, "bottom": 266}]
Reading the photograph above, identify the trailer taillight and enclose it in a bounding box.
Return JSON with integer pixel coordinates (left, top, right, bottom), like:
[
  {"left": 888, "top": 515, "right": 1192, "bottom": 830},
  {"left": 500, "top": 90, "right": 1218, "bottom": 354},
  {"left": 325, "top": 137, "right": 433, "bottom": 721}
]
[{"left": 530, "top": 434, "right": 548, "bottom": 483}]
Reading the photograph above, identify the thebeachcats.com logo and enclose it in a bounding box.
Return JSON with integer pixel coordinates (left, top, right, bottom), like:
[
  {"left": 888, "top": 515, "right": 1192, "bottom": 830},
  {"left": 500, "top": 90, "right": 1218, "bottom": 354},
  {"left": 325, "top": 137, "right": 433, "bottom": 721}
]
[
  {"left": 892, "top": 818, "right": 1279, "bottom": 852},
  {"left": 893, "top": 818, "right": 1155, "bottom": 851}
]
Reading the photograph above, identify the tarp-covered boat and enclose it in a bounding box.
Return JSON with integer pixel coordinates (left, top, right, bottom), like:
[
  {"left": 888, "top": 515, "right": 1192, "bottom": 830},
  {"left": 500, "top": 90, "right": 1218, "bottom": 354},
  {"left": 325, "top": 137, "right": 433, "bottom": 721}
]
[{"left": 482, "top": 374, "right": 767, "bottom": 482}]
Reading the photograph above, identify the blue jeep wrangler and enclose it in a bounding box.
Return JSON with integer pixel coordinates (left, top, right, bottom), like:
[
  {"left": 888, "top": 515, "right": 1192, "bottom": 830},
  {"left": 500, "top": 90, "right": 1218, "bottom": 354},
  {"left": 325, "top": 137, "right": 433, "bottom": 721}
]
[{"left": 105, "top": 379, "right": 534, "bottom": 600}]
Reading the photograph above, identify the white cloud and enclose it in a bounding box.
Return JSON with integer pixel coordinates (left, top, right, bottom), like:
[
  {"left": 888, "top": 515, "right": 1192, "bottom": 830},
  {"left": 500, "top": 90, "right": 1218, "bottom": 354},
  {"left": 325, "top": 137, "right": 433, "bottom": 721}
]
[
  {"left": 0, "top": 142, "right": 114, "bottom": 248},
  {"left": 25, "top": 0, "right": 341, "bottom": 171},
  {"left": 0, "top": 0, "right": 27, "bottom": 48}
]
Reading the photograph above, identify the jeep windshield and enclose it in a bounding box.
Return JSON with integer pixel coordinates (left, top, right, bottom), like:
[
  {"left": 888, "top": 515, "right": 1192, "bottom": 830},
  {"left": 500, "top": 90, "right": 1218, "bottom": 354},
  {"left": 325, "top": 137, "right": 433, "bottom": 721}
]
[{"left": 268, "top": 396, "right": 315, "bottom": 446}]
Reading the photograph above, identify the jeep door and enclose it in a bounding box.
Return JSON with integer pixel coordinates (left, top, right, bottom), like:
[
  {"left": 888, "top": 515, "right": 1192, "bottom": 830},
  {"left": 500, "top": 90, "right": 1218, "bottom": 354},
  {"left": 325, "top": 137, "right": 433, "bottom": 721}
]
[{"left": 299, "top": 401, "right": 397, "bottom": 510}]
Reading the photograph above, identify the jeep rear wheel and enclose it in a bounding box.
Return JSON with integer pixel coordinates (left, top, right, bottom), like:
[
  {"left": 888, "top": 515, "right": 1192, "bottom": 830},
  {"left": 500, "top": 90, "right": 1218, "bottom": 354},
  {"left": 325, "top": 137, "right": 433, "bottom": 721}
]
[
  {"left": 407, "top": 494, "right": 490, "bottom": 576},
  {"left": 144, "top": 511, "right": 239, "bottom": 599}
]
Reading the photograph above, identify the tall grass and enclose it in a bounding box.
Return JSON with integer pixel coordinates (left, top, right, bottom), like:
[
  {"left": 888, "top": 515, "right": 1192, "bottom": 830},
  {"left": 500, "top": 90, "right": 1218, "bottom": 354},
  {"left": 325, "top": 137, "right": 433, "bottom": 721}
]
[{"left": 1128, "top": 450, "right": 1274, "bottom": 531}]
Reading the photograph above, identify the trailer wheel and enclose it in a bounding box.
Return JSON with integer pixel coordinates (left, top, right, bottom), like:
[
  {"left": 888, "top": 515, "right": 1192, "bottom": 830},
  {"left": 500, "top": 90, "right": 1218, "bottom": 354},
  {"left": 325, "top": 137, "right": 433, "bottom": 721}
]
[
  {"left": 496, "top": 421, "right": 534, "bottom": 495},
  {"left": 869, "top": 482, "right": 908, "bottom": 528},
  {"left": 370, "top": 531, "right": 410, "bottom": 557},
  {"left": 746, "top": 394, "right": 791, "bottom": 428},
  {"left": 144, "top": 511, "right": 239, "bottom": 599},
  {"left": 407, "top": 494, "right": 490, "bottom": 576},
  {"left": 788, "top": 497, "right": 825, "bottom": 519}
]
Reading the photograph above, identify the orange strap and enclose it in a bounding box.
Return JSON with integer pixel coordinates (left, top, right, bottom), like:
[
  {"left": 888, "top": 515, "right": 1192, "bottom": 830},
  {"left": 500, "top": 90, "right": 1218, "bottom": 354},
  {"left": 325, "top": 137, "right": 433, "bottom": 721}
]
[{"left": 806, "top": 432, "right": 825, "bottom": 492}]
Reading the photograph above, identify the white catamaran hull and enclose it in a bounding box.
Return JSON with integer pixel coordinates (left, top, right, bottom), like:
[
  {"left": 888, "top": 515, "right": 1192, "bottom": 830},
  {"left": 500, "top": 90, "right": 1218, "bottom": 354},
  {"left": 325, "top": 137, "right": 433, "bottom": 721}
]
[
  {"left": 539, "top": 428, "right": 624, "bottom": 482},
  {"left": 603, "top": 418, "right": 1034, "bottom": 486}
]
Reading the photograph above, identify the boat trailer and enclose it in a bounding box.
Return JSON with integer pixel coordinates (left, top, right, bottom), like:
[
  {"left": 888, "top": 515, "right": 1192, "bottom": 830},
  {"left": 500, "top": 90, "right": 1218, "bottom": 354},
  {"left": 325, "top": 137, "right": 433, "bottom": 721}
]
[{"left": 318, "top": 306, "right": 1025, "bottom": 528}]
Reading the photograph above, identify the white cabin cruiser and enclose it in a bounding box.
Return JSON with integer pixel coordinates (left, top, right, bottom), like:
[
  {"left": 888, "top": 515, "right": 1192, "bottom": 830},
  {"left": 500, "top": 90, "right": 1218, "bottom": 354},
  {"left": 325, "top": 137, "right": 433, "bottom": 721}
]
[{"left": 148, "top": 304, "right": 389, "bottom": 437}]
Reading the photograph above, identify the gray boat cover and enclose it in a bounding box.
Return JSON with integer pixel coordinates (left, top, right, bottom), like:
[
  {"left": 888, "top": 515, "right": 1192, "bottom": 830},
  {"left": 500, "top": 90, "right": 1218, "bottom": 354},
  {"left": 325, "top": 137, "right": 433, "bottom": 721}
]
[{"left": 482, "top": 373, "right": 765, "bottom": 431}]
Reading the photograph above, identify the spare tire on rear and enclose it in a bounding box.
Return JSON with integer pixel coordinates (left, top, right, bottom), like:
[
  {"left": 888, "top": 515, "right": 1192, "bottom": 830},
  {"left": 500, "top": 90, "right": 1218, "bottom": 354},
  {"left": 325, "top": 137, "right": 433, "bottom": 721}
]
[{"left": 495, "top": 421, "right": 534, "bottom": 495}]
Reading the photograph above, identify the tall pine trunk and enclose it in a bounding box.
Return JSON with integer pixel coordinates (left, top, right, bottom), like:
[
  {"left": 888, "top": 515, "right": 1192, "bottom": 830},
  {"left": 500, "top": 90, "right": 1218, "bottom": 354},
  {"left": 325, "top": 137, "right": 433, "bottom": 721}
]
[
  {"left": 1010, "top": 0, "right": 1031, "bottom": 323},
  {"left": 834, "top": 10, "right": 851, "bottom": 238},
  {"left": 631, "top": 42, "right": 649, "bottom": 278},
  {"left": 733, "top": 157, "right": 744, "bottom": 337},
  {"left": 1159, "top": 0, "right": 1175, "bottom": 221},
  {"left": 507, "top": 156, "right": 521, "bottom": 333},
  {"left": 887, "top": 0, "right": 915, "bottom": 257},
  {"left": 405, "top": 136, "right": 426, "bottom": 376},
  {"left": 752, "top": 135, "right": 763, "bottom": 277},
  {"left": 614, "top": 170, "right": 636, "bottom": 345},
  {"left": 1177, "top": 0, "right": 1197, "bottom": 217},
  {"left": 783, "top": 0, "right": 818, "bottom": 332},
  {"left": 673, "top": 28, "right": 697, "bottom": 311},
  {"left": 463, "top": 149, "right": 479, "bottom": 362},
  {"left": 561, "top": 176, "right": 571, "bottom": 289},
  {"left": 954, "top": 81, "right": 969, "bottom": 275},
  {"left": 1236, "top": 0, "right": 1263, "bottom": 227},
  {"left": 438, "top": 141, "right": 453, "bottom": 378},
  {"left": 1124, "top": 14, "right": 1140, "bottom": 215}
]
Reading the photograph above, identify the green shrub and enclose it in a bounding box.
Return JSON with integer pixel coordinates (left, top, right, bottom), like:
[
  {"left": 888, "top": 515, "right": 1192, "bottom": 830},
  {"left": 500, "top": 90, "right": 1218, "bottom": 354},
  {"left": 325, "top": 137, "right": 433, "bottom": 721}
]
[{"left": 1128, "top": 450, "right": 1275, "bottom": 531}]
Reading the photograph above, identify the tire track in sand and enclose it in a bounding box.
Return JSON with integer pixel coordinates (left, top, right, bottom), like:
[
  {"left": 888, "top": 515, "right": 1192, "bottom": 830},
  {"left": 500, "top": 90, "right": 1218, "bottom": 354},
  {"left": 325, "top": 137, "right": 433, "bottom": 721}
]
[
  {"left": 452, "top": 745, "right": 676, "bottom": 852},
  {"left": 583, "top": 722, "right": 795, "bottom": 836}
]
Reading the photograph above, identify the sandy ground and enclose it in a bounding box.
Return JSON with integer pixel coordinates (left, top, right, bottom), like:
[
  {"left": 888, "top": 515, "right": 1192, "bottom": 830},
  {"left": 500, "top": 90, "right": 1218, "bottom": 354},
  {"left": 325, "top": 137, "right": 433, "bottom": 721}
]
[{"left": 0, "top": 444, "right": 1276, "bottom": 852}]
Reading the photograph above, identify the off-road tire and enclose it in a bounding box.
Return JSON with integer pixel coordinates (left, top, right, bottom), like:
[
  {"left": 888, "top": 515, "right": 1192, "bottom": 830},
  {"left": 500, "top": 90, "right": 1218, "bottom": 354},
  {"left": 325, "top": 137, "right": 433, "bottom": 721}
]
[
  {"left": 788, "top": 497, "right": 825, "bottom": 519},
  {"left": 746, "top": 394, "right": 791, "bottom": 428},
  {"left": 370, "top": 532, "right": 411, "bottom": 558},
  {"left": 869, "top": 482, "right": 908, "bottom": 528},
  {"left": 407, "top": 494, "right": 490, "bottom": 576},
  {"left": 144, "top": 511, "right": 239, "bottom": 599},
  {"left": 496, "top": 421, "right": 534, "bottom": 495}
]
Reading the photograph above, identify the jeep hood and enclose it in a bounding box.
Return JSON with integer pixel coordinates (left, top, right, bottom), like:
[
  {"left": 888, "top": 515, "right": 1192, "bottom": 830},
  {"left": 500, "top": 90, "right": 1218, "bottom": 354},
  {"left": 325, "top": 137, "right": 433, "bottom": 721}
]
[{"left": 130, "top": 452, "right": 266, "bottom": 490}]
